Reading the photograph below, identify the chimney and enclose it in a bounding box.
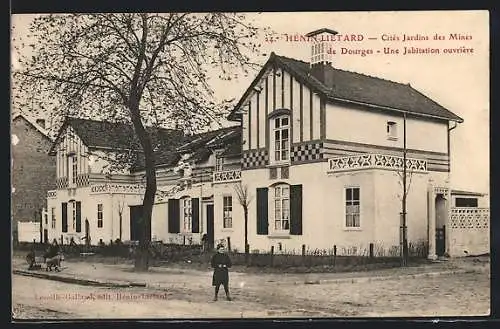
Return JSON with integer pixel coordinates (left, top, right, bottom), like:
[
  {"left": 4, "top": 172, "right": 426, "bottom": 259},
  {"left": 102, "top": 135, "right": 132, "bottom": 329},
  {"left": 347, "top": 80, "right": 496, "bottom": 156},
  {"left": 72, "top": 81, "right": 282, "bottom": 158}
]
[
  {"left": 36, "top": 119, "right": 46, "bottom": 129},
  {"left": 306, "top": 28, "right": 338, "bottom": 87}
]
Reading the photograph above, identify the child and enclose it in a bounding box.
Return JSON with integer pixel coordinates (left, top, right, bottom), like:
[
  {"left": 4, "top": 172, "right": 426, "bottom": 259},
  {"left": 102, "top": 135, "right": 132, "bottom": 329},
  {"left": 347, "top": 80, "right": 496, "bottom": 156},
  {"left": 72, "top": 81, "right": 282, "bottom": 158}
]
[{"left": 210, "top": 244, "right": 232, "bottom": 301}]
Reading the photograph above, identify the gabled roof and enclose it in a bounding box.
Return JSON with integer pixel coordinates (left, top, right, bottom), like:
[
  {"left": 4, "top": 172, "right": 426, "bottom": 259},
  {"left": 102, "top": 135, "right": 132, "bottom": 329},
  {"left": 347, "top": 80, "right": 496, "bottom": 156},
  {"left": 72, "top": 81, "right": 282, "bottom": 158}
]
[
  {"left": 11, "top": 111, "right": 52, "bottom": 141},
  {"left": 228, "top": 52, "right": 463, "bottom": 123},
  {"left": 49, "top": 117, "right": 186, "bottom": 157}
]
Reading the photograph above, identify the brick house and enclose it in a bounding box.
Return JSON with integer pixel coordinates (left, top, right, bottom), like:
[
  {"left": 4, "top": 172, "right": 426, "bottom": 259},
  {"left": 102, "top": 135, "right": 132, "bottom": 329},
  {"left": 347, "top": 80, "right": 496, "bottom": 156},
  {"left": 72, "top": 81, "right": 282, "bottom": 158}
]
[{"left": 11, "top": 112, "right": 56, "bottom": 243}]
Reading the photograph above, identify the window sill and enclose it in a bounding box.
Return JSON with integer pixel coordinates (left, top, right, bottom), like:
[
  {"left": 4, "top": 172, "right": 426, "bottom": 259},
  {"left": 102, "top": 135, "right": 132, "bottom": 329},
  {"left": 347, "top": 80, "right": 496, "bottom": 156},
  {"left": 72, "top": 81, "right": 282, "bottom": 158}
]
[
  {"left": 387, "top": 136, "right": 398, "bottom": 141},
  {"left": 343, "top": 227, "right": 362, "bottom": 231},
  {"left": 267, "top": 161, "right": 290, "bottom": 168},
  {"left": 221, "top": 228, "right": 234, "bottom": 232},
  {"left": 267, "top": 234, "right": 291, "bottom": 239}
]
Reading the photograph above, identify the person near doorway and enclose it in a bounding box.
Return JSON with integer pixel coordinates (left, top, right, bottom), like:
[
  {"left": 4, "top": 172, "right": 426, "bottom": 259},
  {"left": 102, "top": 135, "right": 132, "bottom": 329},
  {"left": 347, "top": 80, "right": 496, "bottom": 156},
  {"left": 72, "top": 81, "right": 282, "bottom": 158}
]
[{"left": 211, "top": 244, "right": 232, "bottom": 301}]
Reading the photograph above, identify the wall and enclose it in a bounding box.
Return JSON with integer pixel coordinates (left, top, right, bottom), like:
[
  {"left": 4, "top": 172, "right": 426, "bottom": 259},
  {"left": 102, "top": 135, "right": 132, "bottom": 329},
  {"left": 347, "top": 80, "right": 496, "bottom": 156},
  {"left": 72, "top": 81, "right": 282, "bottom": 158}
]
[
  {"left": 372, "top": 170, "right": 430, "bottom": 253},
  {"left": 18, "top": 221, "right": 41, "bottom": 243},
  {"left": 241, "top": 162, "right": 331, "bottom": 253},
  {"left": 213, "top": 182, "right": 245, "bottom": 251},
  {"left": 448, "top": 208, "right": 489, "bottom": 257},
  {"left": 325, "top": 102, "right": 449, "bottom": 154},
  {"left": 45, "top": 186, "right": 143, "bottom": 245},
  {"left": 11, "top": 117, "right": 56, "bottom": 239},
  {"left": 242, "top": 66, "right": 322, "bottom": 152}
]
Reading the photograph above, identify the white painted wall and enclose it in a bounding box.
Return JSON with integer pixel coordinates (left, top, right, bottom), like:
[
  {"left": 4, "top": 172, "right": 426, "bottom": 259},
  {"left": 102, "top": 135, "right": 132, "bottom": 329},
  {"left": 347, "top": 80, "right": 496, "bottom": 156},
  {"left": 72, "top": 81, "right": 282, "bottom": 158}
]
[
  {"left": 326, "top": 102, "right": 449, "bottom": 153},
  {"left": 18, "top": 221, "right": 40, "bottom": 243}
]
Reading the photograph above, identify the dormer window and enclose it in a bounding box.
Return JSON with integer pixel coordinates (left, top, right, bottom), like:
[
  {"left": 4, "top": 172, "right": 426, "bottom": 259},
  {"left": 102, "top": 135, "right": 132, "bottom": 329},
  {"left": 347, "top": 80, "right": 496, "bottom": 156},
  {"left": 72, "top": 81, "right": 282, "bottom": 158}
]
[
  {"left": 273, "top": 115, "right": 290, "bottom": 162},
  {"left": 387, "top": 121, "right": 398, "bottom": 140}
]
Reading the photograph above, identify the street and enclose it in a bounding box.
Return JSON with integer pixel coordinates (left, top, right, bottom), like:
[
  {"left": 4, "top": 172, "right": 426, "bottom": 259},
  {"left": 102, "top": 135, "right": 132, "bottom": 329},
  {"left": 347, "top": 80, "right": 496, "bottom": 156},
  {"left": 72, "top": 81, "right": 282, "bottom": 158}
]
[{"left": 12, "top": 266, "right": 490, "bottom": 319}]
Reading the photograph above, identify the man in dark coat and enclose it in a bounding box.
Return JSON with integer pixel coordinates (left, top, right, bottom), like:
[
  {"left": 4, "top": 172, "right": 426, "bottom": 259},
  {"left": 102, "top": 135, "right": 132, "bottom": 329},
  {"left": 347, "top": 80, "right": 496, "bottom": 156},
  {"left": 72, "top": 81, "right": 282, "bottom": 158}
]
[{"left": 211, "top": 244, "right": 232, "bottom": 301}]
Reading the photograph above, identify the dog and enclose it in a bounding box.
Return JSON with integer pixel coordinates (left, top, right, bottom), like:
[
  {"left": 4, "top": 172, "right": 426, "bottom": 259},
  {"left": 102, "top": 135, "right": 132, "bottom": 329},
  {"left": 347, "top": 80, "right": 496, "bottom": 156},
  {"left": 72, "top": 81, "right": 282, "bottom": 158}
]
[{"left": 45, "top": 253, "right": 64, "bottom": 272}]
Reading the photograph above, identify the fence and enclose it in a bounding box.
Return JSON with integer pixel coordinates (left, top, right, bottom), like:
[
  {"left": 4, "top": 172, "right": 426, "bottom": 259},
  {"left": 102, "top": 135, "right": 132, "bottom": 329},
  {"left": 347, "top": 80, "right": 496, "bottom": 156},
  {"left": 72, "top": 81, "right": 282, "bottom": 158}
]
[{"left": 15, "top": 239, "right": 428, "bottom": 269}]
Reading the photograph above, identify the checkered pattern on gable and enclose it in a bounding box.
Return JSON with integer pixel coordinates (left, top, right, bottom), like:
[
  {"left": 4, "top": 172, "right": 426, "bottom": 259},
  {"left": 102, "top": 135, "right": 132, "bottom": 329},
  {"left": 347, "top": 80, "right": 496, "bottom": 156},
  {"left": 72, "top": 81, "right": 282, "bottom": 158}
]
[
  {"left": 76, "top": 174, "right": 90, "bottom": 187},
  {"left": 56, "top": 177, "right": 68, "bottom": 189},
  {"left": 242, "top": 149, "right": 269, "bottom": 169},
  {"left": 291, "top": 142, "right": 324, "bottom": 163}
]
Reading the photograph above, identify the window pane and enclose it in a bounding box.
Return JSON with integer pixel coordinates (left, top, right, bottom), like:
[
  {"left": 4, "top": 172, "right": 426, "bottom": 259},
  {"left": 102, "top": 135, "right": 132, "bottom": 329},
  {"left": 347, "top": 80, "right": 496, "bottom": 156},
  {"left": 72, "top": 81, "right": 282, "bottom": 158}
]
[
  {"left": 354, "top": 214, "right": 360, "bottom": 227},
  {"left": 275, "top": 187, "right": 281, "bottom": 197},
  {"left": 281, "top": 140, "right": 287, "bottom": 150},
  {"left": 275, "top": 141, "right": 281, "bottom": 151},
  {"left": 282, "top": 129, "right": 288, "bottom": 139},
  {"left": 275, "top": 151, "right": 280, "bottom": 161},
  {"left": 275, "top": 119, "right": 280, "bottom": 128},
  {"left": 283, "top": 220, "right": 290, "bottom": 230},
  {"left": 282, "top": 117, "right": 289, "bottom": 126},
  {"left": 346, "top": 188, "right": 352, "bottom": 201},
  {"left": 282, "top": 150, "right": 288, "bottom": 161},
  {"left": 353, "top": 188, "right": 360, "bottom": 201},
  {"left": 275, "top": 200, "right": 281, "bottom": 211},
  {"left": 275, "top": 130, "right": 280, "bottom": 140},
  {"left": 275, "top": 220, "right": 282, "bottom": 230}
]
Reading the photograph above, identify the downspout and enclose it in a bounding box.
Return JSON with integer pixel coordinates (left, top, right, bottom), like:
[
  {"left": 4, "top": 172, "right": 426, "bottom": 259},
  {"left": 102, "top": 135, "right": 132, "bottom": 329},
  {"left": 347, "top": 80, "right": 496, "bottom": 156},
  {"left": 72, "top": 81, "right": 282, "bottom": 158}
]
[{"left": 447, "top": 121, "right": 458, "bottom": 182}]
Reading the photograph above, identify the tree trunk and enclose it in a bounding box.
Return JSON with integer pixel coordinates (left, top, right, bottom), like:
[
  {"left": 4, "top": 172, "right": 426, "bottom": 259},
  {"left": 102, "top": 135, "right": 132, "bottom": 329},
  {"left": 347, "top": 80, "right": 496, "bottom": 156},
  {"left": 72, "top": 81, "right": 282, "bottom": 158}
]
[
  {"left": 244, "top": 207, "right": 249, "bottom": 265},
  {"left": 129, "top": 99, "right": 156, "bottom": 272}
]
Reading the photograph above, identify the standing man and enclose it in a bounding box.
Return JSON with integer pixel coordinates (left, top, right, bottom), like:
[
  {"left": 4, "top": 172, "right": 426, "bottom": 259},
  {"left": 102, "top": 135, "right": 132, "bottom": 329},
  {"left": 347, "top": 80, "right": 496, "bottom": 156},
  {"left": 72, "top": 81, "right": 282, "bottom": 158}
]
[{"left": 211, "top": 244, "right": 232, "bottom": 301}]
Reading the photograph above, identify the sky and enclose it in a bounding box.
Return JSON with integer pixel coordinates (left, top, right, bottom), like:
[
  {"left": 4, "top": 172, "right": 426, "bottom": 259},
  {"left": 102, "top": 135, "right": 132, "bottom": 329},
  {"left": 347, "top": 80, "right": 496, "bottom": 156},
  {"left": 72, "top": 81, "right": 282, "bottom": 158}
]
[{"left": 11, "top": 11, "right": 490, "bottom": 195}]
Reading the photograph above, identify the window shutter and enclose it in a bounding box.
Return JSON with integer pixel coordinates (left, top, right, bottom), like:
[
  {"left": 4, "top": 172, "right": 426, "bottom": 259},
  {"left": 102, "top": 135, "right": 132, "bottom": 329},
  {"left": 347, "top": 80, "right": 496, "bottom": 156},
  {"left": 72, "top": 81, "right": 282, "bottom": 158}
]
[
  {"left": 75, "top": 201, "right": 82, "bottom": 233},
  {"left": 61, "top": 202, "right": 68, "bottom": 233},
  {"left": 290, "top": 184, "right": 303, "bottom": 235},
  {"left": 256, "top": 188, "right": 268, "bottom": 235},
  {"left": 191, "top": 198, "right": 200, "bottom": 233},
  {"left": 168, "top": 199, "right": 180, "bottom": 233}
]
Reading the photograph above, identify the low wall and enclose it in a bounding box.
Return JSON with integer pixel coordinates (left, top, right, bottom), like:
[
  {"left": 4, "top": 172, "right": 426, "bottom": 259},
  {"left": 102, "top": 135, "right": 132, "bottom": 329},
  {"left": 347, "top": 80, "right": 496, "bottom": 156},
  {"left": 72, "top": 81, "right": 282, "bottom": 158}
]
[
  {"left": 448, "top": 207, "right": 490, "bottom": 257},
  {"left": 17, "top": 221, "right": 41, "bottom": 243}
]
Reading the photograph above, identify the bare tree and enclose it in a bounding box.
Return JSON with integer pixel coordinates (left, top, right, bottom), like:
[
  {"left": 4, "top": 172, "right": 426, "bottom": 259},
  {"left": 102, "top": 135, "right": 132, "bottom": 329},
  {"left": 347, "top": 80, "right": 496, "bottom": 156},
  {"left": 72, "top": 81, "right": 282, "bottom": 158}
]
[
  {"left": 12, "top": 13, "right": 267, "bottom": 270},
  {"left": 234, "top": 182, "right": 253, "bottom": 265}
]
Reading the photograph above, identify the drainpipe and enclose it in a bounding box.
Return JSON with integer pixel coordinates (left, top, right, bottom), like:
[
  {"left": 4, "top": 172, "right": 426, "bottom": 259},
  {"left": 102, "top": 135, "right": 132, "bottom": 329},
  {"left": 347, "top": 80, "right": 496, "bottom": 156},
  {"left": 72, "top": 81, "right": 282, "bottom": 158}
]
[
  {"left": 447, "top": 121, "right": 458, "bottom": 182},
  {"left": 445, "top": 120, "right": 458, "bottom": 256}
]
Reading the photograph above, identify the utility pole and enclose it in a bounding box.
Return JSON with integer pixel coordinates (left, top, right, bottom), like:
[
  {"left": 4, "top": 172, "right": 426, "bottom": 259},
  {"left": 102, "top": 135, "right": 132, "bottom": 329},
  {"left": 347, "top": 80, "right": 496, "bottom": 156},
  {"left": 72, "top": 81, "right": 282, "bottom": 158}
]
[{"left": 401, "top": 112, "right": 409, "bottom": 267}]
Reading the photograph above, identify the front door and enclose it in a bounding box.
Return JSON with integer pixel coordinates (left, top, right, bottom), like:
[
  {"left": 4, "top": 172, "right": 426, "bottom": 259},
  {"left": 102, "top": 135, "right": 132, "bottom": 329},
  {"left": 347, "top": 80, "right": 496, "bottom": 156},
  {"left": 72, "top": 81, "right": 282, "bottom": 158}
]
[
  {"left": 129, "top": 205, "right": 144, "bottom": 242},
  {"left": 206, "top": 204, "right": 214, "bottom": 250},
  {"left": 436, "top": 225, "right": 446, "bottom": 256}
]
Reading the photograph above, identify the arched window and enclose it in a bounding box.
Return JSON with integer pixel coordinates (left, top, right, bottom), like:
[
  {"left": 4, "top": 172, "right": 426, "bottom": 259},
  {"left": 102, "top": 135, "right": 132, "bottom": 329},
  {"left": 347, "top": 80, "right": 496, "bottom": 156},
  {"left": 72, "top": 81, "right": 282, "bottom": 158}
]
[
  {"left": 273, "top": 184, "right": 290, "bottom": 232},
  {"left": 181, "top": 197, "right": 192, "bottom": 232}
]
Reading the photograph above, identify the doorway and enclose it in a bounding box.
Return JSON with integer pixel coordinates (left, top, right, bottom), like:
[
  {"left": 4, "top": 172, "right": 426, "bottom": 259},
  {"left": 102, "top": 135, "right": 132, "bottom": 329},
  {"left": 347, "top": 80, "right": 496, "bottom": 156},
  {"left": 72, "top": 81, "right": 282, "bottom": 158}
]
[
  {"left": 206, "top": 204, "right": 214, "bottom": 250},
  {"left": 435, "top": 194, "right": 447, "bottom": 256},
  {"left": 129, "top": 205, "right": 144, "bottom": 241}
]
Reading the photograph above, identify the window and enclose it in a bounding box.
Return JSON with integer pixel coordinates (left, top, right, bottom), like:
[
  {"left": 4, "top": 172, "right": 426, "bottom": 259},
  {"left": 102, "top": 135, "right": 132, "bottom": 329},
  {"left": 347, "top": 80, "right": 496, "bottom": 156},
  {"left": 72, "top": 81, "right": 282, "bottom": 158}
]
[
  {"left": 45, "top": 212, "right": 48, "bottom": 225},
  {"left": 455, "top": 197, "right": 478, "bottom": 207},
  {"left": 345, "top": 187, "right": 360, "bottom": 228},
  {"left": 216, "top": 156, "right": 224, "bottom": 172},
  {"left": 67, "top": 155, "right": 78, "bottom": 186},
  {"left": 223, "top": 196, "right": 233, "bottom": 229},
  {"left": 182, "top": 198, "right": 192, "bottom": 232},
  {"left": 97, "top": 204, "right": 103, "bottom": 228},
  {"left": 274, "top": 185, "right": 290, "bottom": 231},
  {"left": 387, "top": 121, "right": 398, "bottom": 140},
  {"left": 51, "top": 207, "right": 56, "bottom": 229},
  {"left": 71, "top": 201, "right": 77, "bottom": 230},
  {"left": 273, "top": 116, "right": 290, "bottom": 162},
  {"left": 72, "top": 156, "right": 78, "bottom": 184}
]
